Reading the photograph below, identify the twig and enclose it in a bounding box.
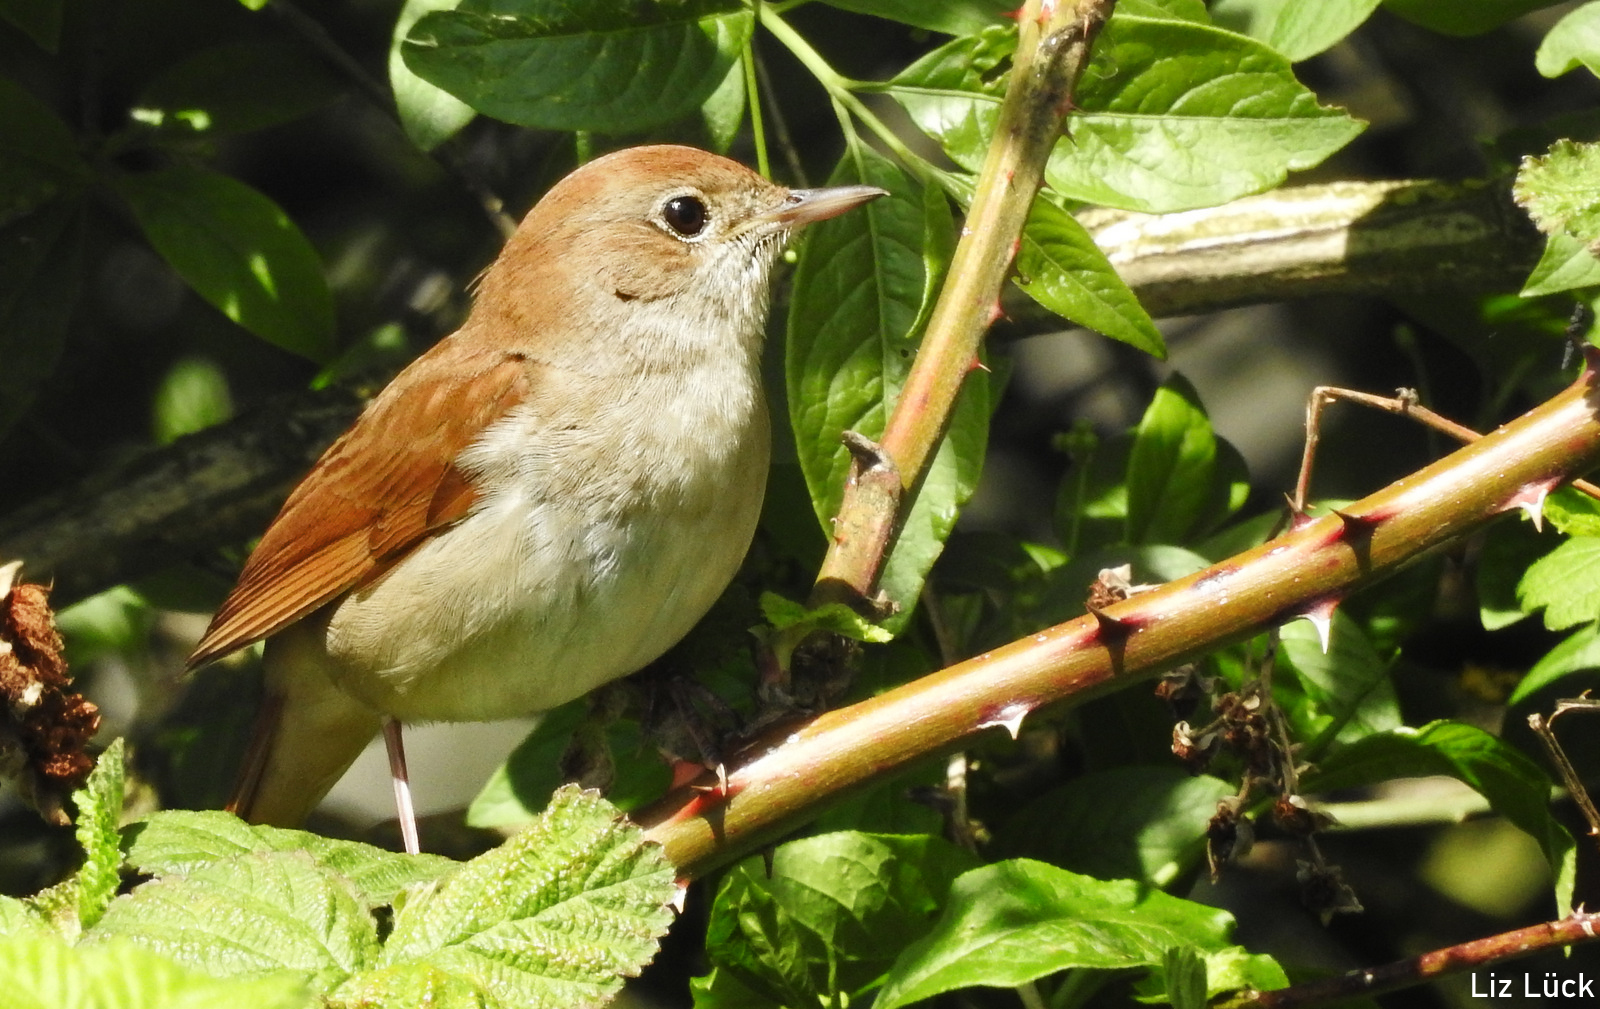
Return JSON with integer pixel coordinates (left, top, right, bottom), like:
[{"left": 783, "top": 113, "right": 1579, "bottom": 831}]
[
  {"left": 1292, "top": 386, "right": 1600, "bottom": 514},
  {"left": 1529, "top": 693, "right": 1600, "bottom": 845},
  {"left": 812, "top": 0, "right": 1118, "bottom": 608},
  {"left": 1242, "top": 909, "right": 1600, "bottom": 1008},
  {"left": 638, "top": 368, "right": 1600, "bottom": 878}
]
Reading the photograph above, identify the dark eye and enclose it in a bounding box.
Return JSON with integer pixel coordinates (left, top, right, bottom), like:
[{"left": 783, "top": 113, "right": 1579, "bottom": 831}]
[{"left": 662, "top": 195, "right": 708, "bottom": 237}]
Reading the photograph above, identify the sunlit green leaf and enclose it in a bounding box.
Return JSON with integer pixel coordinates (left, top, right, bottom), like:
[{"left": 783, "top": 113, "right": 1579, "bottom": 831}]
[
  {"left": 390, "top": 0, "right": 476, "bottom": 150},
  {"left": 1519, "top": 535, "right": 1600, "bottom": 630},
  {"left": 1210, "top": 0, "right": 1381, "bottom": 61},
  {"left": 403, "top": 0, "right": 753, "bottom": 133},
  {"left": 113, "top": 167, "right": 335, "bottom": 361}
]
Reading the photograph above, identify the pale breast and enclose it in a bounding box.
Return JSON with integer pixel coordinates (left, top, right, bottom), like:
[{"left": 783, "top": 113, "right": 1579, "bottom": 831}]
[{"left": 317, "top": 356, "right": 770, "bottom": 722}]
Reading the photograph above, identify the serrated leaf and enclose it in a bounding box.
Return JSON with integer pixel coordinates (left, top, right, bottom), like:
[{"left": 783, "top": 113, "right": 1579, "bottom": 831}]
[
  {"left": 123, "top": 810, "right": 454, "bottom": 908},
  {"left": 890, "top": 16, "right": 1364, "bottom": 215},
  {"left": 1382, "top": 0, "right": 1567, "bottom": 37},
  {"left": 130, "top": 39, "right": 342, "bottom": 136},
  {"left": 1537, "top": 1, "right": 1600, "bottom": 78},
  {"left": 787, "top": 144, "right": 987, "bottom": 633},
  {"left": 86, "top": 851, "right": 380, "bottom": 990},
  {"left": 818, "top": 0, "right": 1009, "bottom": 35},
  {"left": 403, "top": 0, "right": 753, "bottom": 134},
  {"left": 1210, "top": 0, "right": 1381, "bottom": 61},
  {"left": 1302, "top": 720, "right": 1573, "bottom": 897},
  {"left": 1514, "top": 140, "right": 1600, "bottom": 248},
  {"left": 1511, "top": 622, "right": 1600, "bottom": 705},
  {"left": 705, "top": 832, "right": 980, "bottom": 1008},
  {"left": 998, "top": 766, "right": 1233, "bottom": 887},
  {"left": 1015, "top": 195, "right": 1165, "bottom": 356},
  {"left": 112, "top": 166, "right": 335, "bottom": 361},
  {"left": 0, "top": 76, "right": 87, "bottom": 224},
  {"left": 390, "top": 0, "right": 477, "bottom": 151},
  {"left": 0, "top": 0, "right": 64, "bottom": 52},
  {"left": 0, "top": 933, "right": 313, "bottom": 1009},
  {"left": 368, "top": 786, "right": 676, "bottom": 1008},
  {"left": 1519, "top": 536, "right": 1600, "bottom": 630},
  {"left": 874, "top": 860, "right": 1284, "bottom": 1009},
  {"left": 1126, "top": 373, "right": 1216, "bottom": 544},
  {"left": 73, "top": 740, "right": 125, "bottom": 932},
  {"left": 0, "top": 196, "right": 84, "bottom": 440},
  {"left": 1545, "top": 487, "right": 1600, "bottom": 537},
  {"left": 1522, "top": 231, "right": 1600, "bottom": 297}
]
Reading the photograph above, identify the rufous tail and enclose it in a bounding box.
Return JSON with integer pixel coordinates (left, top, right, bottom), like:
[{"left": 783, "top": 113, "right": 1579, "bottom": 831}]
[{"left": 228, "top": 622, "right": 382, "bottom": 827}]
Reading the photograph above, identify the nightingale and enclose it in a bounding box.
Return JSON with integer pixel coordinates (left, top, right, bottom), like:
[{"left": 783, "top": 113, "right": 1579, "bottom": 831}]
[{"left": 187, "top": 144, "right": 884, "bottom": 847}]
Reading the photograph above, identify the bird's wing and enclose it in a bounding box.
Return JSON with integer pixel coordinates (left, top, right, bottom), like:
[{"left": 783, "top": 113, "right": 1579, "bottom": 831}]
[{"left": 188, "top": 341, "right": 532, "bottom": 667}]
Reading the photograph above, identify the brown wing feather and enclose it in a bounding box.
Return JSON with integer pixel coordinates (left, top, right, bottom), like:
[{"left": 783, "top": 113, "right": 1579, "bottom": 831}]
[{"left": 188, "top": 341, "right": 531, "bottom": 668}]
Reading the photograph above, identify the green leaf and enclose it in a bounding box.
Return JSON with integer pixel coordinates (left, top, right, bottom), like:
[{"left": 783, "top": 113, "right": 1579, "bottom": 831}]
[
  {"left": 1544, "top": 486, "right": 1600, "bottom": 537},
  {"left": 705, "top": 832, "right": 980, "bottom": 1007},
  {"left": 999, "top": 766, "right": 1233, "bottom": 887},
  {"left": 359, "top": 786, "right": 676, "bottom": 1008},
  {"left": 818, "top": 0, "right": 1010, "bottom": 35},
  {"left": 73, "top": 740, "right": 126, "bottom": 933},
  {"left": 1125, "top": 373, "right": 1216, "bottom": 544},
  {"left": 1209, "top": 0, "right": 1381, "bottom": 61},
  {"left": 874, "top": 860, "right": 1285, "bottom": 1009},
  {"left": 0, "top": 0, "right": 64, "bottom": 52},
  {"left": 0, "top": 897, "right": 53, "bottom": 942},
  {"left": 1519, "top": 536, "right": 1600, "bottom": 631},
  {"left": 122, "top": 810, "right": 454, "bottom": 908},
  {"left": 1514, "top": 140, "right": 1600, "bottom": 248},
  {"left": 1476, "top": 517, "right": 1549, "bottom": 630},
  {"left": 1521, "top": 231, "right": 1600, "bottom": 297},
  {"left": 403, "top": 0, "right": 754, "bottom": 133},
  {"left": 112, "top": 166, "right": 335, "bottom": 362},
  {"left": 0, "top": 933, "right": 312, "bottom": 1009},
  {"left": 1382, "top": 0, "right": 1569, "bottom": 37},
  {"left": 390, "top": 0, "right": 477, "bottom": 151},
  {"left": 468, "top": 701, "right": 671, "bottom": 830},
  {"left": 1050, "top": 14, "right": 1366, "bottom": 211},
  {"left": 787, "top": 144, "right": 988, "bottom": 633},
  {"left": 86, "top": 851, "right": 381, "bottom": 990},
  {"left": 1511, "top": 622, "right": 1600, "bottom": 705},
  {"left": 130, "top": 40, "right": 342, "bottom": 136},
  {"left": 1537, "top": 1, "right": 1600, "bottom": 79},
  {"left": 0, "top": 76, "right": 87, "bottom": 224},
  {"left": 1277, "top": 614, "right": 1401, "bottom": 751},
  {"left": 699, "top": 55, "right": 745, "bottom": 153},
  {"left": 890, "top": 16, "right": 1365, "bottom": 214},
  {"left": 1303, "top": 721, "right": 1573, "bottom": 891},
  {"left": 1014, "top": 195, "right": 1165, "bottom": 356},
  {"left": 0, "top": 196, "right": 84, "bottom": 439},
  {"left": 759, "top": 592, "right": 893, "bottom": 644}
]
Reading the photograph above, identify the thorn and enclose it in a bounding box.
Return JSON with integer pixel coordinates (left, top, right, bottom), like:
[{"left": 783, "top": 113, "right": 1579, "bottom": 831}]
[
  {"left": 1298, "top": 597, "right": 1340, "bottom": 653},
  {"left": 979, "top": 702, "right": 1032, "bottom": 740},
  {"left": 988, "top": 300, "right": 1005, "bottom": 325},
  {"left": 1502, "top": 477, "right": 1559, "bottom": 532},
  {"left": 670, "top": 880, "right": 689, "bottom": 913},
  {"left": 1283, "top": 493, "right": 1314, "bottom": 531},
  {"left": 1088, "top": 605, "right": 1133, "bottom": 639},
  {"left": 967, "top": 356, "right": 990, "bottom": 374}
]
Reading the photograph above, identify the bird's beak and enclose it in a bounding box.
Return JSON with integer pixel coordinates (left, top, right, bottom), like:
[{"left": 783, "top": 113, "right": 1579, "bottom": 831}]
[{"left": 757, "top": 184, "right": 889, "bottom": 227}]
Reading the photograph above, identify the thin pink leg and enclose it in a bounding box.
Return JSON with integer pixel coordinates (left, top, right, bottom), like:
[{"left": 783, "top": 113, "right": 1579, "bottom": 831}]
[{"left": 383, "top": 718, "right": 420, "bottom": 855}]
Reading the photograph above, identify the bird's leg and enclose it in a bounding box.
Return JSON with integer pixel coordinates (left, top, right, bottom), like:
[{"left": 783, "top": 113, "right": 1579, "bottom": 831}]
[{"left": 383, "top": 718, "right": 420, "bottom": 854}]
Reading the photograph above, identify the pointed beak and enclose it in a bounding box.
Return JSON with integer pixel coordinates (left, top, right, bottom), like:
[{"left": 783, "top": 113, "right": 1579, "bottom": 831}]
[{"left": 758, "top": 184, "right": 888, "bottom": 227}]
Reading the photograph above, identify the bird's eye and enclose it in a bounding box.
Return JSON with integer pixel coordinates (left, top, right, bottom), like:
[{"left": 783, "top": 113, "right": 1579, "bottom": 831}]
[{"left": 662, "top": 195, "right": 708, "bottom": 237}]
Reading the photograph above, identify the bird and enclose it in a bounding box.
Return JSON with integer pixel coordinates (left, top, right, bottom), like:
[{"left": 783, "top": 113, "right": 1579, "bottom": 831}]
[{"left": 186, "top": 144, "right": 885, "bottom": 850}]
